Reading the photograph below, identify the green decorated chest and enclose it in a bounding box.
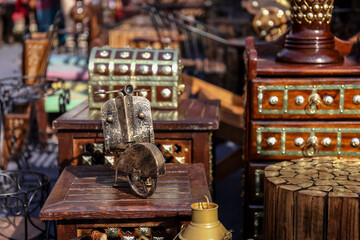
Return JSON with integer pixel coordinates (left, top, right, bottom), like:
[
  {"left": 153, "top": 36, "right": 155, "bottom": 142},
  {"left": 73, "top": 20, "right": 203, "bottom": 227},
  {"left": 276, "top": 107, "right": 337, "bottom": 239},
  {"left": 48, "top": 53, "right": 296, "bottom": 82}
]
[{"left": 88, "top": 47, "right": 183, "bottom": 109}]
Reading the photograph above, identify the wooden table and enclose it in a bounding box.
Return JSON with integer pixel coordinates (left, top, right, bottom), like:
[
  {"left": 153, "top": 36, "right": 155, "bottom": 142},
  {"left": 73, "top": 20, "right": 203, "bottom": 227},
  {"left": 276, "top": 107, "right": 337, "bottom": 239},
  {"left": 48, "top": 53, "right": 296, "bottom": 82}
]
[
  {"left": 53, "top": 99, "right": 220, "bottom": 184},
  {"left": 264, "top": 157, "right": 360, "bottom": 240},
  {"left": 39, "top": 163, "right": 210, "bottom": 240}
]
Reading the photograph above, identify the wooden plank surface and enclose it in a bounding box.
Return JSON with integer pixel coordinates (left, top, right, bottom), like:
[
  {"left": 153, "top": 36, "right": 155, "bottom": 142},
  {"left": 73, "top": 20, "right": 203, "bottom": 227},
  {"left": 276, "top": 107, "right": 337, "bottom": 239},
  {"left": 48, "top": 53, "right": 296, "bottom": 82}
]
[
  {"left": 52, "top": 99, "right": 220, "bottom": 131},
  {"left": 40, "top": 163, "right": 210, "bottom": 221}
]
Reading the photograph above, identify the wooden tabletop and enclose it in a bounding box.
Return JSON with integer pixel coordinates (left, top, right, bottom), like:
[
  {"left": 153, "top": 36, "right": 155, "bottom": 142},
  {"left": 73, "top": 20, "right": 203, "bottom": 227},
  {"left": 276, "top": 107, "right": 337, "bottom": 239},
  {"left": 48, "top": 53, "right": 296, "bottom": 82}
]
[
  {"left": 39, "top": 163, "right": 210, "bottom": 221},
  {"left": 247, "top": 36, "right": 360, "bottom": 77},
  {"left": 53, "top": 99, "right": 220, "bottom": 131}
]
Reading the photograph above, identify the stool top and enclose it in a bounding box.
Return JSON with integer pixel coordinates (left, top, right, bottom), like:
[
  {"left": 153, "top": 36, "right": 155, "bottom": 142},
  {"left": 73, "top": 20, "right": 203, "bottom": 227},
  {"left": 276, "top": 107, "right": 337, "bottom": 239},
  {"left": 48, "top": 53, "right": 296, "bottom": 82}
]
[
  {"left": 265, "top": 157, "right": 360, "bottom": 197},
  {"left": 39, "top": 163, "right": 210, "bottom": 221}
]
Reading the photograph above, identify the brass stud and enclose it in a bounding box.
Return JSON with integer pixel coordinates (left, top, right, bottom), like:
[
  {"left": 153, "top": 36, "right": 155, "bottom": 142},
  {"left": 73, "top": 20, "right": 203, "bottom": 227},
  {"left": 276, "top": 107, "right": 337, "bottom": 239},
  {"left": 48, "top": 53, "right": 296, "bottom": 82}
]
[
  {"left": 162, "top": 66, "right": 172, "bottom": 75},
  {"left": 142, "top": 52, "right": 151, "bottom": 59},
  {"left": 138, "top": 112, "right": 145, "bottom": 119},
  {"left": 107, "top": 115, "right": 113, "bottom": 123},
  {"left": 100, "top": 50, "right": 109, "bottom": 57},
  {"left": 161, "top": 88, "right": 172, "bottom": 98},
  {"left": 97, "top": 64, "right": 107, "bottom": 73},
  {"left": 119, "top": 64, "right": 129, "bottom": 73},
  {"left": 120, "top": 51, "right": 130, "bottom": 58},
  {"left": 162, "top": 52, "right": 172, "bottom": 60},
  {"left": 139, "top": 65, "right": 150, "bottom": 74}
]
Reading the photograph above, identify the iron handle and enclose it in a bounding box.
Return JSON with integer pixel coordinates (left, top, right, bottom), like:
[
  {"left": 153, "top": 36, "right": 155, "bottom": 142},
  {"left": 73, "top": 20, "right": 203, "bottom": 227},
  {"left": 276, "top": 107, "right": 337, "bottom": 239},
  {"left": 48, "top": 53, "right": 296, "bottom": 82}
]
[
  {"left": 304, "top": 136, "right": 319, "bottom": 156},
  {"left": 307, "top": 93, "right": 322, "bottom": 114}
]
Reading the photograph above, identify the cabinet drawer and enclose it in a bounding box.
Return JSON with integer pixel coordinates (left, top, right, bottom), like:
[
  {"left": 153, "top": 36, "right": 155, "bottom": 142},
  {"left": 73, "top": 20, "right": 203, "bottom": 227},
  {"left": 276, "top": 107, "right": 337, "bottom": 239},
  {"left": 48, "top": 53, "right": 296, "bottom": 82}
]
[
  {"left": 252, "top": 79, "right": 360, "bottom": 119},
  {"left": 247, "top": 163, "right": 270, "bottom": 204},
  {"left": 250, "top": 121, "right": 360, "bottom": 161},
  {"left": 244, "top": 205, "right": 264, "bottom": 240}
]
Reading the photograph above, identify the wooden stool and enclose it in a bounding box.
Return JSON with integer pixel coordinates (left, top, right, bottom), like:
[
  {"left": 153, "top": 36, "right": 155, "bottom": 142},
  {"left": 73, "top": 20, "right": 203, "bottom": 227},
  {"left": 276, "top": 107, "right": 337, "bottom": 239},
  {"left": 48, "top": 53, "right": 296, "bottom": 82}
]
[{"left": 264, "top": 157, "right": 360, "bottom": 240}]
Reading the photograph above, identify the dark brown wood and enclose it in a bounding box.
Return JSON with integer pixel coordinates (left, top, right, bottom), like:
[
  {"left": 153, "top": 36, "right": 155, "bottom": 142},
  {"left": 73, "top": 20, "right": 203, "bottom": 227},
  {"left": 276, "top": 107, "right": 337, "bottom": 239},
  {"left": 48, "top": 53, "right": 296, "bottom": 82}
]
[
  {"left": 40, "top": 163, "right": 210, "bottom": 239},
  {"left": 264, "top": 157, "right": 360, "bottom": 240},
  {"left": 53, "top": 99, "right": 220, "bottom": 185},
  {"left": 244, "top": 34, "right": 360, "bottom": 239}
]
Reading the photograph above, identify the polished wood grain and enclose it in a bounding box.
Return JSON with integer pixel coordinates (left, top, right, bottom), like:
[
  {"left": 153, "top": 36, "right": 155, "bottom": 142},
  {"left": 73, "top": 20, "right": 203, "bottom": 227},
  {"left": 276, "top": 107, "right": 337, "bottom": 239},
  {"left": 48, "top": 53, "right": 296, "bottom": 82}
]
[
  {"left": 40, "top": 164, "right": 210, "bottom": 240},
  {"left": 264, "top": 157, "right": 360, "bottom": 240}
]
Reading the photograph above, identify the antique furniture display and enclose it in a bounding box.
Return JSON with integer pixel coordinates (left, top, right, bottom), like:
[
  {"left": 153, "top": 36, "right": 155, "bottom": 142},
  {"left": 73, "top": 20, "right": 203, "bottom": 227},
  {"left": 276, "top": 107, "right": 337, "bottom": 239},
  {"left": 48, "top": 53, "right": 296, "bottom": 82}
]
[
  {"left": 99, "top": 85, "right": 165, "bottom": 198},
  {"left": 39, "top": 163, "right": 210, "bottom": 240},
  {"left": 88, "top": 47, "right": 183, "bottom": 109},
  {"left": 244, "top": 4, "right": 360, "bottom": 237},
  {"left": 265, "top": 157, "right": 360, "bottom": 240},
  {"left": 0, "top": 170, "right": 50, "bottom": 239},
  {"left": 53, "top": 98, "right": 220, "bottom": 184}
]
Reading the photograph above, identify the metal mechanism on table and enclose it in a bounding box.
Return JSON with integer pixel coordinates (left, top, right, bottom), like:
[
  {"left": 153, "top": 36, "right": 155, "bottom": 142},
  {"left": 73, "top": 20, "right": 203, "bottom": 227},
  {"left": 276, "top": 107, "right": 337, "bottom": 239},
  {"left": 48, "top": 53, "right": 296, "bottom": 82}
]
[{"left": 97, "top": 84, "right": 166, "bottom": 198}]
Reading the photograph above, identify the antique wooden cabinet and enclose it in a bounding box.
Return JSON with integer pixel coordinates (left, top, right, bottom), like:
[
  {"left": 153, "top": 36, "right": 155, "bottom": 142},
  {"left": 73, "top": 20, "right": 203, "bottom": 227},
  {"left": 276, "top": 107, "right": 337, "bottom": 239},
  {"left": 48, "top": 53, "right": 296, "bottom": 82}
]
[
  {"left": 40, "top": 164, "right": 210, "bottom": 240},
  {"left": 244, "top": 36, "right": 360, "bottom": 239},
  {"left": 53, "top": 99, "right": 219, "bottom": 184}
]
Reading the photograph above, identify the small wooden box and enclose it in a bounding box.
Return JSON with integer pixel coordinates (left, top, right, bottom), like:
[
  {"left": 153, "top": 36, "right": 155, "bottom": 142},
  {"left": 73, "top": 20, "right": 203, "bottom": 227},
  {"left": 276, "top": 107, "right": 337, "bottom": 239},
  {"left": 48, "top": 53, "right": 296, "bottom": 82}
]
[
  {"left": 88, "top": 47, "right": 183, "bottom": 109},
  {"left": 39, "top": 164, "right": 210, "bottom": 240}
]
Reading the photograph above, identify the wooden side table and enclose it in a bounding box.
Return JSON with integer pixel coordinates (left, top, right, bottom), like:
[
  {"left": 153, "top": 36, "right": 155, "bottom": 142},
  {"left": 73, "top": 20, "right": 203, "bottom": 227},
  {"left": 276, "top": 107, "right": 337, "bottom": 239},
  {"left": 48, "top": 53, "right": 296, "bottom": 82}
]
[
  {"left": 53, "top": 99, "right": 220, "bottom": 184},
  {"left": 39, "top": 163, "right": 210, "bottom": 240}
]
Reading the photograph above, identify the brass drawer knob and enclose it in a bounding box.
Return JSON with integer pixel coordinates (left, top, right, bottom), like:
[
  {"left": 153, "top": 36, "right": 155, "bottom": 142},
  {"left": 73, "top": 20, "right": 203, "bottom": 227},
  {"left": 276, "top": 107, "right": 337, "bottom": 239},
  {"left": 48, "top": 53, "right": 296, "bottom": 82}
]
[
  {"left": 353, "top": 95, "right": 360, "bottom": 105},
  {"left": 294, "top": 137, "right": 305, "bottom": 147},
  {"left": 266, "top": 137, "right": 277, "bottom": 147},
  {"left": 321, "top": 137, "right": 332, "bottom": 147},
  {"left": 323, "top": 95, "right": 334, "bottom": 106},
  {"left": 269, "top": 96, "right": 279, "bottom": 106},
  {"left": 295, "top": 95, "right": 305, "bottom": 105},
  {"left": 351, "top": 138, "right": 360, "bottom": 148}
]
